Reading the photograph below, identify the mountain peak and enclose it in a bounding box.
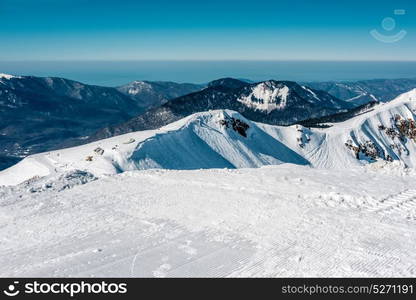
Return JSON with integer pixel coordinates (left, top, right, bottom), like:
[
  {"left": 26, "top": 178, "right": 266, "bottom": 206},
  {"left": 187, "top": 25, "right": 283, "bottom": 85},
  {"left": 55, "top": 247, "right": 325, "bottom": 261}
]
[
  {"left": 116, "top": 80, "right": 204, "bottom": 109},
  {"left": 4, "top": 87, "right": 416, "bottom": 186},
  {"left": 236, "top": 80, "right": 349, "bottom": 114},
  {"left": 238, "top": 81, "right": 292, "bottom": 113},
  {"left": 122, "top": 81, "right": 153, "bottom": 95},
  {"left": 91, "top": 78, "right": 353, "bottom": 140},
  {"left": 207, "top": 78, "right": 248, "bottom": 89}
]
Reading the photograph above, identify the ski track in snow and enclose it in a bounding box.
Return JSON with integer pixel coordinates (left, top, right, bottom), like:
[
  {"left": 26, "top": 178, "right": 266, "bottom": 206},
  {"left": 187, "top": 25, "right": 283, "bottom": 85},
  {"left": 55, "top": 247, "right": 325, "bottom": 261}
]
[
  {"left": 1, "top": 165, "right": 416, "bottom": 277},
  {"left": 372, "top": 189, "right": 416, "bottom": 220}
]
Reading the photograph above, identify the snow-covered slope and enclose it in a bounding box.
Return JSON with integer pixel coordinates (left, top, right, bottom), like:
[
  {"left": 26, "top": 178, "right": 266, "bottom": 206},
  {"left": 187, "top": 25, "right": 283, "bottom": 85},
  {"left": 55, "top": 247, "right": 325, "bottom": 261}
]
[
  {"left": 131, "top": 111, "right": 309, "bottom": 170},
  {"left": 1, "top": 89, "right": 415, "bottom": 186},
  {"left": 1, "top": 164, "right": 416, "bottom": 277},
  {"left": 0, "top": 75, "right": 203, "bottom": 171},
  {"left": 306, "top": 78, "right": 416, "bottom": 106},
  {"left": 0, "top": 74, "right": 144, "bottom": 171},
  {"left": 304, "top": 88, "right": 416, "bottom": 168},
  {"left": 0, "top": 110, "right": 309, "bottom": 185},
  {"left": 259, "top": 89, "right": 416, "bottom": 169}
]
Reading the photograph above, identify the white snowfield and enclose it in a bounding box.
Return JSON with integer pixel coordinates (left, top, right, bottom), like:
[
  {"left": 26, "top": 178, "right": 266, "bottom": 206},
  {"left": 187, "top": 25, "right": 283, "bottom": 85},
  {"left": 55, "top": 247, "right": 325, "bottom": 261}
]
[
  {"left": 1, "top": 165, "right": 416, "bottom": 277},
  {"left": 1, "top": 89, "right": 416, "bottom": 277},
  {"left": 238, "top": 82, "right": 290, "bottom": 112},
  {"left": 125, "top": 81, "right": 153, "bottom": 95},
  {"left": 0, "top": 73, "right": 20, "bottom": 81}
]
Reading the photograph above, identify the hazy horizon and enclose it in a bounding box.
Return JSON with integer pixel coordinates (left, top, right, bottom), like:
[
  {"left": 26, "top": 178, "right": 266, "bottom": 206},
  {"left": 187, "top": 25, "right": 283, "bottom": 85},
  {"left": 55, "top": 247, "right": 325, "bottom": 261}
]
[
  {"left": 1, "top": 60, "right": 416, "bottom": 86},
  {"left": 2, "top": 0, "right": 415, "bottom": 85}
]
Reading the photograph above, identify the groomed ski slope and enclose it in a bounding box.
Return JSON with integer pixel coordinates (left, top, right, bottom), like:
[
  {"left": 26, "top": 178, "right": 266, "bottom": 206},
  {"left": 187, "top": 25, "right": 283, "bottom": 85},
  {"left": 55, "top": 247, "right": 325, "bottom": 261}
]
[
  {"left": 1, "top": 164, "right": 415, "bottom": 277},
  {"left": 1, "top": 89, "right": 415, "bottom": 186}
]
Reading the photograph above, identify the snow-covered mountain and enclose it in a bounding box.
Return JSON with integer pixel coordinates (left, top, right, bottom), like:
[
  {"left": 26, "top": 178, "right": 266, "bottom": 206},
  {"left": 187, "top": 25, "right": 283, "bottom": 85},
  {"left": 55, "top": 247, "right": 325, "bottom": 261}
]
[
  {"left": 0, "top": 74, "right": 144, "bottom": 169},
  {"left": 0, "top": 73, "right": 21, "bottom": 80},
  {"left": 0, "top": 74, "right": 202, "bottom": 171},
  {"left": 2, "top": 90, "right": 416, "bottom": 277},
  {"left": 306, "top": 78, "right": 416, "bottom": 106},
  {"left": 91, "top": 79, "right": 352, "bottom": 140},
  {"left": 2, "top": 89, "right": 415, "bottom": 186},
  {"left": 117, "top": 80, "right": 204, "bottom": 109},
  {"left": 300, "top": 89, "right": 416, "bottom": 168},
  {"left": 0, "top": 110, "right": 304, "bottom": 186}
]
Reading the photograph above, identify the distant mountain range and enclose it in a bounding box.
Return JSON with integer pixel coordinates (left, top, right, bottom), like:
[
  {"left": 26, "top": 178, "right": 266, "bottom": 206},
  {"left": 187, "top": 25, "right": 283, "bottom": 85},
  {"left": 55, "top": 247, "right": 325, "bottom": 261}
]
[
  {"left": 91, "top": 78, "right": 352, "bottom": 140},
  {"left": 0, "top": 74, "right": 202, "bottom": 170},
  {"left": 116, "top": 80, "right": 204, "bottom": 109},
  {"left": 305, "top": 78, "right": 416, "bottom": 106},
  {"left": 3, "top": 88, "right": 416, "bottom": 186},
  {"left": 0, "top": 74, "right": 137, "bottom": 169},
  {"left": 1, "top": 73, "right": 416, "bottom": 171}
]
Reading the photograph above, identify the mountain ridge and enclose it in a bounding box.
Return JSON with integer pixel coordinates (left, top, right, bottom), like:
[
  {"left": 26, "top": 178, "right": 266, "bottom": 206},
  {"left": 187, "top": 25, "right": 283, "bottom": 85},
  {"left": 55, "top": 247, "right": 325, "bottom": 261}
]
[
  {"left": 90, "top": 78, "right": 352, "bottom": 141},
  {"left": 2, "top": 89, "right": 415, "bottom": 186},
  {"left": 0, "top": 74, "right": 204, "bottom": 170},
  {"left": 2, "top": 73, "right": 416, "bottom": 172},
  {"left": 305, "top": 78, "right": 416, "bottom": 106},
  {"left": 116, "top": 80, "right": 203, "bottom": 109}
]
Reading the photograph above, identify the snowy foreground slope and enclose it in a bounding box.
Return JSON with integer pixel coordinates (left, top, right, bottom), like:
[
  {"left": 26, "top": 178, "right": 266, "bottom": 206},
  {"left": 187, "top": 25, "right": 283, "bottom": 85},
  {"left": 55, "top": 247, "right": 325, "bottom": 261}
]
[
  {"left": 1, "top": 165, "right": 416, "bottom": 277},
  {"left": 1, "top": 90, "right": 416, "bottom": 277}
]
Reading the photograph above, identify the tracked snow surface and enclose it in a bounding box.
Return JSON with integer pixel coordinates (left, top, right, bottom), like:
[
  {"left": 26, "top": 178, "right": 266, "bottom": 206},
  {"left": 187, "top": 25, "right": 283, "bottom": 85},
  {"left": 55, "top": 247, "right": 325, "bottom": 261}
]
[{"left": 1, "top": 90, "right": 416, "bottom": 277}]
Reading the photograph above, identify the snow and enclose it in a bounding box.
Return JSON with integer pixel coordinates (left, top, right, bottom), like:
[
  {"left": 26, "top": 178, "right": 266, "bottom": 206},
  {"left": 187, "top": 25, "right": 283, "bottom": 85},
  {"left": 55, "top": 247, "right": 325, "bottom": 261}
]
[
  {"left": 125, "top": 81, "right": 153, "bottom": 95},
  {"left": 0, "top": 109, "right": 309, "bottom": 186},
  {"left": 1, "top": 89, "right": 416, "bottom": 277},
  {"left": 1, "top": 164, "right": 415, "bottom": 277},
  {"left": 319, "top": 89, "right": 416, "bottom": 168},
  {"left": 1, "top": 89, "right": 416, "bottom": 186},
  {"left": 238, "top": 82, "right": 290, "bottom": 113},
  {"left": 0, "top": 156, "right": 51, "bottom": 186},
  {"left": 345, "top": 92, "right": 368, "bottom": 102},
  {"left": 131, "top": 110, "right": 308, "bottom": 170},
  {"left": 302, "top": 85, "right": 320, "bottom": 101},
  {"left": 0, "top": 73, "right": 20, "bottom": 80}
]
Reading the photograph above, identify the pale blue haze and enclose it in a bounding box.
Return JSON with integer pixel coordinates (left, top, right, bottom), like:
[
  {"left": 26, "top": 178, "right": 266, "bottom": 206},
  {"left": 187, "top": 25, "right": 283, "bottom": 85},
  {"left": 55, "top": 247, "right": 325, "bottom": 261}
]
[{"left": 0, "top": 0, "right": 416, "bottom": 84}]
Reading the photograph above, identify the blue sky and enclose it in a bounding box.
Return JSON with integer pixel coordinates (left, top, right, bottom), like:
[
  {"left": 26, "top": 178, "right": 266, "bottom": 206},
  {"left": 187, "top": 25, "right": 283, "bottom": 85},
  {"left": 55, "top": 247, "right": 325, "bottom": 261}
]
[{"left": 0, "top": 0, "right": 415, "bottom": 61}]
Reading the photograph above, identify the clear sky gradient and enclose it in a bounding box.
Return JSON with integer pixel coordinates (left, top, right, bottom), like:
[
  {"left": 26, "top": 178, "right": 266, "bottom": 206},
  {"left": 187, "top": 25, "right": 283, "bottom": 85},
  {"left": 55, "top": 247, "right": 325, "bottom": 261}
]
[{"left": 0, "top": 0, "right": 415, "bottom": 61}]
